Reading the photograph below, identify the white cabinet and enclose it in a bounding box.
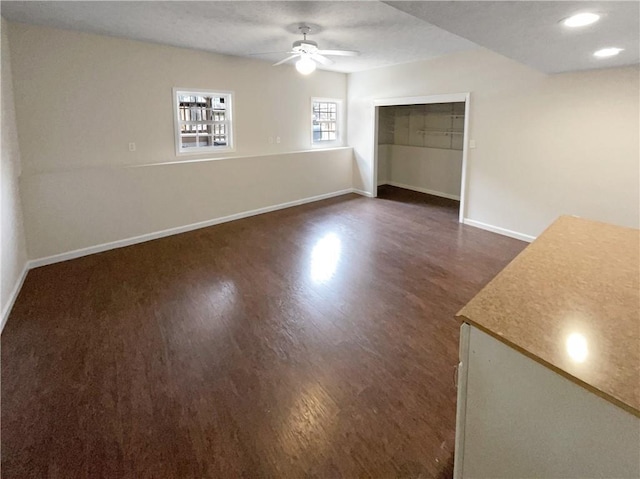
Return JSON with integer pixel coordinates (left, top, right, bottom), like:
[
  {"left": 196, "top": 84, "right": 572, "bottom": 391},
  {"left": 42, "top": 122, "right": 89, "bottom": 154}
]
[{"left": 454, "top": 324, "right": 640, "bottom": 479}]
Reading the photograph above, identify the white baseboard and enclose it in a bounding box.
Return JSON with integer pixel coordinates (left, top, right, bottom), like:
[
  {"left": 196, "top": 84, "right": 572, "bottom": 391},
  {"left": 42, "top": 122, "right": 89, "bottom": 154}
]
[
  {"left": 3, "top": 189, "right": 533, "bottom": 331},
  {"left": 385, "top": 181, "right": 461, "bottom": 201},
  {"left": 29, "top": 188, "right": 357, "bottom": 268},
  {"left": 381, "top": 183, "right": 533, "bottom": 243},
  {"left": 463, "top": 218, "right": 535, "bottom": 243},
  {"left": 1, "top": 263, "right": 29, "bottom": 333},
  {"left": 353, "top": 188, "right": 374, "bottom": 197}
]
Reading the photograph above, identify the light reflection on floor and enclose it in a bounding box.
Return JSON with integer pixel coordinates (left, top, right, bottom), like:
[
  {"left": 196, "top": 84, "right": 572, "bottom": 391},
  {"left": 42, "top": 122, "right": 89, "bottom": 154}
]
[{"left": 310, "top": 232, "right": 342, "bottom": 284}]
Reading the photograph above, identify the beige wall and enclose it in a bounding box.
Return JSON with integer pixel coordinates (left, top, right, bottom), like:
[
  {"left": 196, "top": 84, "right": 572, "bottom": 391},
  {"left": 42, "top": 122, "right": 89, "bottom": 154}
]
[
  {"left": 8, "top": 23, "right": 352, "bottom": 259},
  {"left": 377, "top": 144, "right": 391, "bottom": 185},
  {"left": 384, "top": 146, "right": 462, "bottom": 199},
  {"left": 22, "top": 149, "right": 353, "bottom": 259},
  {"left": 349, "top": 48, "right": 640, "bottom": 238},
  {"left": 1, "top": 18, "right": 29, "bottom": 326}
]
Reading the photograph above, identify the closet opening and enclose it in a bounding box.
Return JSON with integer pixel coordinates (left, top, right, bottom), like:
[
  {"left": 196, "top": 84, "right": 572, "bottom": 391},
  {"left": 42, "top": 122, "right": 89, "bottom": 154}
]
[{"left": 372, "top": 93, "right": 470, "bottom": 223}]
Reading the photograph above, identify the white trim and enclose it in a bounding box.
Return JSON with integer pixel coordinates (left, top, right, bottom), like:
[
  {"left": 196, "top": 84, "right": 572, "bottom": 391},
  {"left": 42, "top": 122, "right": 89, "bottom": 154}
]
[
  {"left": 385, "top": 181, "right": 461, "bottom": 201},
  {"left": 374, "top": 93, "right": 469, "bottom": 107},
  {"left": 130, "top": 147, "right": 353, "bottom": 168},
  {"left": 353, "top": 188, "right": 373, "bottom": 197},
  {"left": 311, "top": 97, "right": 344, "bottom": 148},
  {"left": 29, "top": 188, "right": 358, "bottom": 268},
  {"left": 173, "top": 88, "right": 235, "bottom": 156},
  {"left": 1, "top": 263, "right": 29, "bottom": 333},
  {"left": 459, "top": 95, "right": 471, "bottom": 223},
  {"left": 27, "top": 147, "right": 354, "bottom": 176},
  {"left": 463, "top": 218, "right": 535, "bottom": 243},
  {"left": 372, "top": 105, "right": 380, "bottom": 198}
]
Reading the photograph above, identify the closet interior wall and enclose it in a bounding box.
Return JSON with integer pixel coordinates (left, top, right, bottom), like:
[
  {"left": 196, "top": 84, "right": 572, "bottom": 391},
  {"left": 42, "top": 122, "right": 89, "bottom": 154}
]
[{"left": 378, "top": 102, "right": 464, "bottom": 200}]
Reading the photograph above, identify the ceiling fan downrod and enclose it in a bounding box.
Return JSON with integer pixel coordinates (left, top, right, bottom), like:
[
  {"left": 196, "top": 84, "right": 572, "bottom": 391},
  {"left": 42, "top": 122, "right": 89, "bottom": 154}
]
[{"left": 299, "top": 25, "right": 312, "bottom": 39}]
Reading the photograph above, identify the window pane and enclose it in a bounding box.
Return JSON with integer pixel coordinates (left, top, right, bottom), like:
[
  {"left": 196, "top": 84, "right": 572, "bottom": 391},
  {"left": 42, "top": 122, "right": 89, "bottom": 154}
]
[
  {"left": 181, "top": 135, "right": 198, "bottom": 148},
  {"left": 198, "top": 135, "right": 213, "bottom": 147}
]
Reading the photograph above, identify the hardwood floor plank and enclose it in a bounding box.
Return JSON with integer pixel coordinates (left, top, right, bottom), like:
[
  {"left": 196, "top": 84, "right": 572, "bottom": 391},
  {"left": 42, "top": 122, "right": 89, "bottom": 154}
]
[{"left": 2, "top": 186, "right": 526, "bottom": 478}]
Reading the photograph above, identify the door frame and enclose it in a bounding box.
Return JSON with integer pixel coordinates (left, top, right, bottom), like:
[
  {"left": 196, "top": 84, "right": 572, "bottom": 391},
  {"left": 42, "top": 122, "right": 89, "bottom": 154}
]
[{"left": 372, "top": 92, "right": 471, "bottom": 223}]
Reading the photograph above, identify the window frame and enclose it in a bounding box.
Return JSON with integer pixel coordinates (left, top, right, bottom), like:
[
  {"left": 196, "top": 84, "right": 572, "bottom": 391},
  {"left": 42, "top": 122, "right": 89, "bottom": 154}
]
[
  {"left": 173, "top": 88, "right": 234, "bottom": 156},
  {"left": 311, "top": 97, "right": 343, "bottom": 148}
]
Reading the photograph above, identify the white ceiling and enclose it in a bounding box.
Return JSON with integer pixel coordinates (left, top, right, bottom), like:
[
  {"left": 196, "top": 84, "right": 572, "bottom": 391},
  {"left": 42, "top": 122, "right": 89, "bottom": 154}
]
[
  {"left": 386, "top": 1, "right": 640, "bottom": 73},
  {"left": 0, "top": 1, "right": 478, "bottom": 73},
  {"left": 1, "top": 1, "right": 638, "bottom": 74}
]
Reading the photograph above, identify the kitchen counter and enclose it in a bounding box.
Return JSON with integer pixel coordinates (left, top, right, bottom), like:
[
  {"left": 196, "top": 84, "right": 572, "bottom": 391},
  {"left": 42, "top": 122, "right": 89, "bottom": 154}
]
[{"left": 457, "top": 215, "right": 640, "bottom": 417}]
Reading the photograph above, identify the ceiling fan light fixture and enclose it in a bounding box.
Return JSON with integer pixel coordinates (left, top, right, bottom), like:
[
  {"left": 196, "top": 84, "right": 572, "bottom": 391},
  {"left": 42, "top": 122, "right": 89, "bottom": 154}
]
[
  {"left": 296, "top": 56, "right": 316, "bottom": 75},
  {"left": 562, "top": 12, "right": 600, "bottom": 27}
]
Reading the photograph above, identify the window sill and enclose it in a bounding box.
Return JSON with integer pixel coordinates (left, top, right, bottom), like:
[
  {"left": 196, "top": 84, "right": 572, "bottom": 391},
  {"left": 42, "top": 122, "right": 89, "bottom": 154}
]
[
  {"left": 129, "top": 146, "right": 353, "bottom": 168},
  {"left": 23, "top": 147, "right": 354, "bottom": 176},
  {"left": 176, "top": 146, "right": 235, "bottom": 157},
  {"left": 312, "top": 143, "right": 344, "bottom": 150}
]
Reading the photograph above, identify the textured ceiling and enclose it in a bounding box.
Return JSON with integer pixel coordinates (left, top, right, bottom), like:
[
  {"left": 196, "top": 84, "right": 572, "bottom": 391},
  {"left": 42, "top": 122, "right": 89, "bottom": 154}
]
[
  {"left": 2, "top": 1, "right": 637, "bottom": 75},
  {"left": 0, "top": 1, "right": 478, "bottom": 73},
  {"left": 386, "top": 1, "right": 640, "bottom": 73}
]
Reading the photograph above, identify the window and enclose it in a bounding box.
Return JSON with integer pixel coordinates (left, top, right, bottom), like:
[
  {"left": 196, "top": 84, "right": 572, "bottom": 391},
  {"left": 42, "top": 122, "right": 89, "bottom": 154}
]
[
  {"left": 312, "top": 98, "right": 342, "bottom": 146},
  {"left": 173, "top": 89, "right": 233, "bottom": 155}
]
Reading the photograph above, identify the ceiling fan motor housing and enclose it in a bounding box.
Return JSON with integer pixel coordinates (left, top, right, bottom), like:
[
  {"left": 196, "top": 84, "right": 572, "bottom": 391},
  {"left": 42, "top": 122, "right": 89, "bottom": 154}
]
[{"left": 292, "top": 40, "right": 319, "bottom": 54}]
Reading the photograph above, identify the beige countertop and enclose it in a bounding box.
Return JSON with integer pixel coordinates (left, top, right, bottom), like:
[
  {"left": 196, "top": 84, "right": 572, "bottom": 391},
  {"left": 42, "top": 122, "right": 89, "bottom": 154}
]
[{"left": 457, "top": 215, "right": 640, "bottom": 417}]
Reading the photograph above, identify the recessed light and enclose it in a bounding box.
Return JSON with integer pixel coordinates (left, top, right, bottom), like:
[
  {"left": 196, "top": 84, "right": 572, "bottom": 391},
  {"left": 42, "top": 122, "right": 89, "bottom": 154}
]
[
  {"left": 594, "top": 47, "right": 624, "bottom": 58},
  {"left": 563, "top": 12, "right": 600, "bottom": 27}
]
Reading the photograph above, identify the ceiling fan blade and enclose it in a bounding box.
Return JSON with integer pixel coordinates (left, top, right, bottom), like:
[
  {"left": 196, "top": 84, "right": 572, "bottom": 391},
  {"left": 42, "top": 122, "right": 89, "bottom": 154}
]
[
  {"left": 249, "top": 50, "right": 294, "bottom": 56},
  {"left": 311, "top": 53, "right": 334, "bottom": 66},
  {"left": 272, "top": 54, "right": 300, "bottom": 66},
  {"left": 317, "top": 49, "right": 359, "bottom": 57}
]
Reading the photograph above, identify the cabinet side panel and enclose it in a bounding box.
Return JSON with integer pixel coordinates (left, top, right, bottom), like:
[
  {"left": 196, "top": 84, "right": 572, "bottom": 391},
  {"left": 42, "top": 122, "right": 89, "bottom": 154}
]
[
  {"left": 453, "top": 322, "right": 471, "bottom": 479},
  {"left": 462, "top": 326, "right": 640, "bottom": 478}
]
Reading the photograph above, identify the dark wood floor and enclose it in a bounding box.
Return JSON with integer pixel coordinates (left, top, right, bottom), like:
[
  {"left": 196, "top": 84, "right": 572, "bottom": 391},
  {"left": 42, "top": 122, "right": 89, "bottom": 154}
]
[{"left": 2, "top": 186, "right": 526, "bottom": 478}]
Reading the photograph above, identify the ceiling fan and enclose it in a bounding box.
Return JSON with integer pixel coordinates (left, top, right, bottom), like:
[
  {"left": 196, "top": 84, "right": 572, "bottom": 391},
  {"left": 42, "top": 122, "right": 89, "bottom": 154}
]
[{"left": 255, "top": 25, "right": 359, "bottom": 75}]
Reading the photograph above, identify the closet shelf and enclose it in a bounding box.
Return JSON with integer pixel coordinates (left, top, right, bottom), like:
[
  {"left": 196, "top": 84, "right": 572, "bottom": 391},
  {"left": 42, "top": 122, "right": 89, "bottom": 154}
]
[
  {"left": 423, "top": 113, "right": 465, "bottom": 118},
  {"left": 381, "top": 142, "right": 463, "bottom": 151},
  {"left": 379, "top": 102, "right": 465, "bottom": 151},
  {"left": 416, "top": 129, "right": 464, "bottom": 135}
]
